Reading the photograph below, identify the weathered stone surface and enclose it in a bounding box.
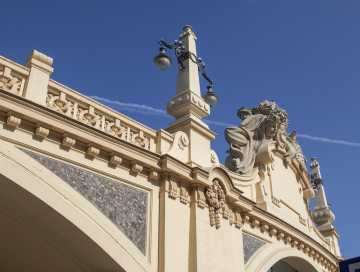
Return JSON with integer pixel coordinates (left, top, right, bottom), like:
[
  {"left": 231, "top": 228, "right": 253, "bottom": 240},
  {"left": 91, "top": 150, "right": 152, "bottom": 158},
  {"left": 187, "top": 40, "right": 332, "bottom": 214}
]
[{"left": 21, "top": 149, "right": 147, "bottom": 255}]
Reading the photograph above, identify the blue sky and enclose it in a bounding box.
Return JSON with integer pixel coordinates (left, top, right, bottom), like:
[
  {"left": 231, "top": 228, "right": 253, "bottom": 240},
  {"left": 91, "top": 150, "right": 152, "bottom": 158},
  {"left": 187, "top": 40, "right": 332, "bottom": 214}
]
[{"left": 2, "top": 0, "right": 359, "bottom": 259}]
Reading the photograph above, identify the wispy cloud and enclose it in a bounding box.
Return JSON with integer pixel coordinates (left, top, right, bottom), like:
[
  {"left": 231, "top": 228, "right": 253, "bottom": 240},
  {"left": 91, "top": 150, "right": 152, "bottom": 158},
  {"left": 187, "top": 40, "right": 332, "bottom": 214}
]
[
  {"left": 296, "top": 134, "right": 360, "bottom": 147},
  {"left": 89, "top": 96, "right": 360, "bottom": 147},
  {"left": 203, "top": 120, "right": 235, "bottom": 127},
  {"left": 89, "top": 95, "right": 170, "bottom": 117}
]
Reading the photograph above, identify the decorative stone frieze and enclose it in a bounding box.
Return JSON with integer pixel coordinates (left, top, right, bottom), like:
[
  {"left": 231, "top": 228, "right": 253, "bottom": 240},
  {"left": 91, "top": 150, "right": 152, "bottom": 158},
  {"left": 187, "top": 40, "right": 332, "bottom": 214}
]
[
  {"left": 168, "top": 176, "right": 179, "bottom": 199},
  {"left": 6, "top": 111, "right": 22, "bottom": 128},
  {"left": 86, "top": 143, "right": 100, "bottom": 158},
  {"left": 62, "top": 133, "right": 76, "bottom": 148},
  {"left": 109, "top": 153, "right": 122, "bottom": 166},
  {"left": 180, "top": 183, "right": 190, "bottom": 204},
  {"left": 206, "top": 180, "right": 225, "bottom": 228},
  {"left": 298, "top": 243, "right": 305, "bottom": 250},
  {"left": 0, "top": 66, "right": 24, "bottom": 95},
  {"left": 131, "top": 162, "right": 143, "bottom": 174},
  {"left": 222, "top": 200, "right": 230, "bottom": 219},
  {"left": 194, "top": 185, "right": 207, "bottom": 208},
  {"left": 304, "top": 247, "right": 310, "bottom": 254},
  {"left": 35, "top": 123, "right": 50, "bottom": 138},
  {"left": 234, "top": 207, "right": 243, "bottom": 229},
  {"left": 45, "top": 88, "right": 156, "bottom": 152}
]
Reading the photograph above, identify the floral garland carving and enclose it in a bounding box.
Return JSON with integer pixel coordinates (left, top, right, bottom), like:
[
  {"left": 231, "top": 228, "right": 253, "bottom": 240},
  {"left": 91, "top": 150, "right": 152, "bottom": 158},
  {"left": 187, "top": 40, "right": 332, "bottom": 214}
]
[{"left": 205, "top": 180, "right": 225, "bottom": 228}]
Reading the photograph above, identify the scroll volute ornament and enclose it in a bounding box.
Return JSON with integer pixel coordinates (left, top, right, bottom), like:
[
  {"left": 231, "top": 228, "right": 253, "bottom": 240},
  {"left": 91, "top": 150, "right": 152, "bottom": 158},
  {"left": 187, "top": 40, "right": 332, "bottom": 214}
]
[{"left": 205, "top": 180, "right": 225, "bottom": 228}]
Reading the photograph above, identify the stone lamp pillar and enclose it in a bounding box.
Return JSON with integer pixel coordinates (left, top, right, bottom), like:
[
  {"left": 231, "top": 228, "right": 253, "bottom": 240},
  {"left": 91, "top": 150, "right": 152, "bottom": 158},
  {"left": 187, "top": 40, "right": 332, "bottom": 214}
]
[
  {"left": 310, "top": 158, "right": 341, "bottom": 257},
  {"left": 166, "top": 26, "right": 216, "bottom": 168}
]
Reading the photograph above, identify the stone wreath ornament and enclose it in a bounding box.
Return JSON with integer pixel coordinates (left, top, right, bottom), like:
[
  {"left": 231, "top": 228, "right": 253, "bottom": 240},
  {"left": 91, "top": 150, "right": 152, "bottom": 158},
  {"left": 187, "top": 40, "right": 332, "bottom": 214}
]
[{"left": 205, "top": 180, "right": 225, "bottom": 228}]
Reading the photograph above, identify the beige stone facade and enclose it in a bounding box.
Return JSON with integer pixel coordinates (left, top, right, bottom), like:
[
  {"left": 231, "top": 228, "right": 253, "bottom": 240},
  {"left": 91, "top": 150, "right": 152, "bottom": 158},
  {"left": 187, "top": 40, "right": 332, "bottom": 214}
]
[{"left": 0, "top": 26, "right": 341, "bottom": 272}]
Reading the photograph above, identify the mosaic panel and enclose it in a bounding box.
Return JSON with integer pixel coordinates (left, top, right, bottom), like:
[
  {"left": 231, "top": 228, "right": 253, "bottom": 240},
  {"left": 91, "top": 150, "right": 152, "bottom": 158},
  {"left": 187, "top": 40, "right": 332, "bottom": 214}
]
[
  {"left": 20, "top": 149, "right": 147, "bottom": 255},
  {"left": 243, "top": 233, "right": 266, "bottom": 264}
]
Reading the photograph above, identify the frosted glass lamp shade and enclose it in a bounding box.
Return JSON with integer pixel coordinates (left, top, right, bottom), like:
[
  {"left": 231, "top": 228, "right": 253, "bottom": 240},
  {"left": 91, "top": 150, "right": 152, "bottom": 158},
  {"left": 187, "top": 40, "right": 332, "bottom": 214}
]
[
  {"left": 153, "top": 47, "right": 172, "bottom": 71},
  {"left": 202, "top": 86, "right": 218, "bottom": 107}
]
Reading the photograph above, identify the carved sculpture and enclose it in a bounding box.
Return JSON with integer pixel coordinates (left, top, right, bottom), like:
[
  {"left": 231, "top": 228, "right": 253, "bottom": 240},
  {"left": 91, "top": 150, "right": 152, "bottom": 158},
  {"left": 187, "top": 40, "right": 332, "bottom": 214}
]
[
  {"left": 225, "top": 100, "right": 307, "bottom": 174},
  {"left": 205, "top": 180, "right": 225, "bottom": 228}
]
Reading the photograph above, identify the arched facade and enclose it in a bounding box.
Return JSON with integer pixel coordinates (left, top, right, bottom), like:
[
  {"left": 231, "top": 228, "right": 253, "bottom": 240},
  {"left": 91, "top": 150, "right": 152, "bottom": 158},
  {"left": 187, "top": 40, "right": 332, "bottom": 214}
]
[{"left": 0, "top": 25, "right": 341, "bottom": 272}]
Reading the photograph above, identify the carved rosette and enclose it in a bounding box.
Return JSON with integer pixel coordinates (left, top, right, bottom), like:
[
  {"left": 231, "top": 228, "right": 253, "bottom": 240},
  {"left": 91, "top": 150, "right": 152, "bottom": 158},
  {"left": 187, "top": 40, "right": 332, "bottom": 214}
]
[{"left": 205, "top": 180, "right": 225, "bottom": 228}]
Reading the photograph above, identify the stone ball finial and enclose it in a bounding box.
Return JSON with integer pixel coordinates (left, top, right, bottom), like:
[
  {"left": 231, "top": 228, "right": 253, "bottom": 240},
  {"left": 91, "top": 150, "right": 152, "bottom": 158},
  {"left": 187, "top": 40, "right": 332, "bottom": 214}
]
[
  {"left": 183, "top": 25, "right": 192, "bottom": 31},
  {"left": 310, "top": 157, "right": 319, "bottom": 169}
]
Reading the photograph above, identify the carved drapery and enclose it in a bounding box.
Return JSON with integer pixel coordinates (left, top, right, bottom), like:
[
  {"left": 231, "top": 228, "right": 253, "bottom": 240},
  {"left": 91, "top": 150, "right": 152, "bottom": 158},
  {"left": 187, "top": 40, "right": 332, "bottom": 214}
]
[{"left": 225, "top": 100, "right": 308, "bottom": 175}]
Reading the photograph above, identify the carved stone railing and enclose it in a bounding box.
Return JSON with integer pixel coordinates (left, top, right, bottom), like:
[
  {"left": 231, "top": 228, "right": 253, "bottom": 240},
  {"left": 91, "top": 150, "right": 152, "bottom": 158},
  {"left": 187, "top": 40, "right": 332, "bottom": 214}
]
[
  {"left": 46, "top": 79, "right": 157, "bottom": 152},
  {"left": 0, "top": 56, "right": 29, "bottom": 97}
]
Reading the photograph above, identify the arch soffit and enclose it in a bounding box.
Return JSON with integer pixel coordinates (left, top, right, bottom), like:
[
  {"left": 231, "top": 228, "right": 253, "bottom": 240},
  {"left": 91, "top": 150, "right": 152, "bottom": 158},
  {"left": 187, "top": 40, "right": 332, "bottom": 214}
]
[{"left": 0, "top": 141, "right": 147, "bottom": 272}]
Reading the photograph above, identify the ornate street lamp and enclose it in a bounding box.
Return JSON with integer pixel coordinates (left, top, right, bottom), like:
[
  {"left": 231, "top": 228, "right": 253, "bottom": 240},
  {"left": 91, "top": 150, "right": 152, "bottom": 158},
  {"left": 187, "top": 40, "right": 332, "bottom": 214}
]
[{"left": 153, "top": 36, "right": 218, "bottom": 107}]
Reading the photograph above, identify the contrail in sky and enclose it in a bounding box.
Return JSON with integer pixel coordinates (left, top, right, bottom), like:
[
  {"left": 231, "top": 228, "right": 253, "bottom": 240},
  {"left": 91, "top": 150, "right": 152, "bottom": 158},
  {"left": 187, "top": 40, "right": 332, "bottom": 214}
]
[
  {"left": 90, "top": 96, "right": 360, "bottom": 147},
  {"left": 296, "top": 134, "right": 360, "bottom": 147}
]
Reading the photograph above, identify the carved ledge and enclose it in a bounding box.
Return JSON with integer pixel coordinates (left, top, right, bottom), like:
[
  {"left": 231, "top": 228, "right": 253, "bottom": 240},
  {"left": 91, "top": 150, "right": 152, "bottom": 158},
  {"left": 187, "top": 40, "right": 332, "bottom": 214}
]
[
  {"left": 234, "top": 207, "right": 243, "bottom": 229},
  {"left": 298, "top": 243, "right": 305, "bottom": 250},
  {"left": 86, "top": 143, "right": 100, "bottom": 158},
  {"left": 131, "top": 162, "right": 143, "bottom": 174},
  {"left": 109, "top": 153, "right": 122, "bottom": 166},
  {"left": 6, "top": 111, "right": 22, "bottom": 128},
  {"left": 35, "top": 123, "right": 50, "bottom": 138},
  {"left": 180, "top": 183, "right": 190, "bottom": 204},
  {"left": 149, "top": 170, "right": 160, "bottom": 181},
  {"left": 309, "top": 250, "right": 315, "bottom": 256},
  {"left": 304, "top": 247, "right": 310, "bottom": 254},
  {"left": 277, "top": 232, "right": 285, "bottom": 240},
  {"left": 62, "top": 134, "right": 76, "bottom": 149},
  {"left": 195, "top": 185, "right": 207, "bottom": 209}
]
